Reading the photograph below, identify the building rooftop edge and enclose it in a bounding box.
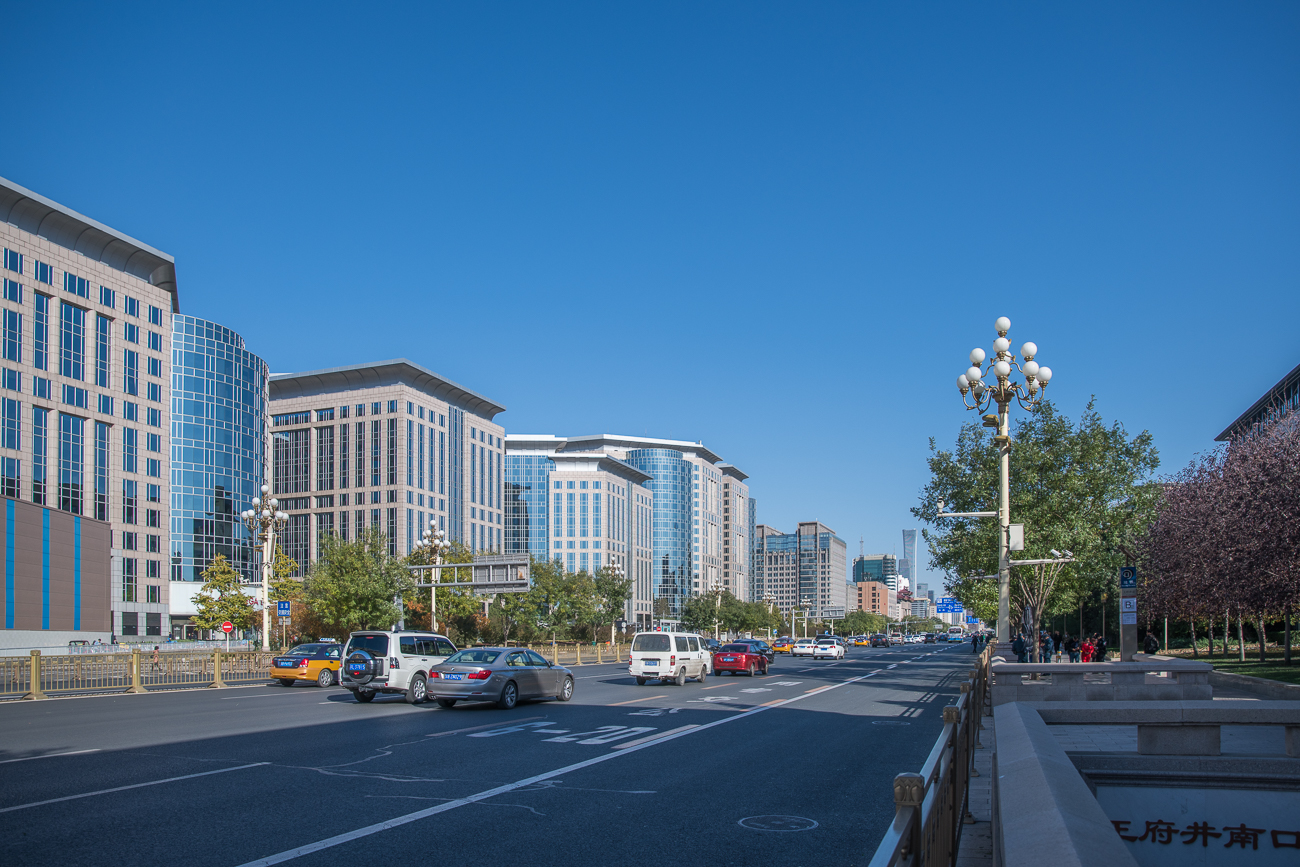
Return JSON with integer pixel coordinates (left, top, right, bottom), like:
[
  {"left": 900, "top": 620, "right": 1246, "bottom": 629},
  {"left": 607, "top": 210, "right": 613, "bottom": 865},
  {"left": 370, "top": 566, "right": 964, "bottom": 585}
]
[
  {"left": 269, "top": 358, "right": 506, "bottom": 419},
  {"left": 1215, "top": 359, "right": 1300, "bottom": 441}
]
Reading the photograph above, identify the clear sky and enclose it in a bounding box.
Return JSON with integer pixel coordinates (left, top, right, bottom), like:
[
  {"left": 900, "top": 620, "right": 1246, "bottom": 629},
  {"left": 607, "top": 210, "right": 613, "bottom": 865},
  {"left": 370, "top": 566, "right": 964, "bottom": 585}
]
[{"left": 4, "top": 4, "right": 1298, "bottom": 588}]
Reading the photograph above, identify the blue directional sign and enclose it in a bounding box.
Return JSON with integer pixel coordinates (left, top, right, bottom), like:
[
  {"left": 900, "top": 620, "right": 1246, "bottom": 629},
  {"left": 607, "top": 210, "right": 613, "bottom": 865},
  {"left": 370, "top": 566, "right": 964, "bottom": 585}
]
[
  {"left": 1119, "top": 566, "right": 1138, "bottom": 589},
  {"left": 966, "top": 616, "right": 978, "bottom": 624},
  {"left": 277, "top": 600, "right": 291, "bottom": 617}
]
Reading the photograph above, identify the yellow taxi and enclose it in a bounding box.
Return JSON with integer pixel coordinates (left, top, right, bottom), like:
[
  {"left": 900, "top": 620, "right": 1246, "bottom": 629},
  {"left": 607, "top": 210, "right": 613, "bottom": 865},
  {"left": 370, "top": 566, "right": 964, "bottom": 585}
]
[
  {"left": 772, "top": 637, "right": 795, "bottom": 654},
  {"left": 270, "top": 642, "right": 342, "bottom": 687},
  {"left": 853, "top": 636, "right": 872, "bottom": 647}
]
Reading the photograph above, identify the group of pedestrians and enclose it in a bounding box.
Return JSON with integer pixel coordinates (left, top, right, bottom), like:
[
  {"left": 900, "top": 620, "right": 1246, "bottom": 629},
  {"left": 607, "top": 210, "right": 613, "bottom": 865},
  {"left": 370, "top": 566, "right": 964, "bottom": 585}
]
[{"left": 1010, "top": 630, "right": 1108, "bottom": 662}]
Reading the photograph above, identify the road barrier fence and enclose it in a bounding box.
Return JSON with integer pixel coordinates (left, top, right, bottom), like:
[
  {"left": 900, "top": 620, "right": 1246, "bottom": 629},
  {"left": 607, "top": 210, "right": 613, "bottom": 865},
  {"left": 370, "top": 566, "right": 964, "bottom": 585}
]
[
  {"left": 2, "top": 649, "right": 279, "bottom": 699},
  {"left": 868, "top": 643, "right": 993, "bottom": 867}
]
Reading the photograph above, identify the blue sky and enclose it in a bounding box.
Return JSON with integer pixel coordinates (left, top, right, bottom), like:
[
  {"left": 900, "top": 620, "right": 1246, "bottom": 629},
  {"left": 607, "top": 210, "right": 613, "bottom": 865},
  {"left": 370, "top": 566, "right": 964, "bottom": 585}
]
[{"left": 4, "top": 4, "right": 1298, "bottom": 587}]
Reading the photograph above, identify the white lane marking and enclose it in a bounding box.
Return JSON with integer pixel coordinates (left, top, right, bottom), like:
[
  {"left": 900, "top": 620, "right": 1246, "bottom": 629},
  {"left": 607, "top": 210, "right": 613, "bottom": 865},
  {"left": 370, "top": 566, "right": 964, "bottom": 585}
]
[
  {"left": 739, "top": 688, "right": 772, "bottom": 694},
  {"left": 611, "top": 725, "right": 699, "bottom": 750},
  {"left": 232, "top": 666, "right": 885, "bottom": 867},
  {"left": 0, "top": 749, "right": 100, "bottom": 765},
  {"left": 771, "top": 681, "right": 803, "bottom": 686},
  {"left": 887, "top": 664, "right": 898, "bottom": 669},
  {"left": 222, "top": 693, "right": 302, "bottom": 700},
  {"left": 0, "top": 762, "right": 268, "bottom": 814},
  {"left": 688, "top": 695, "right": 738, "bottom": 703}
]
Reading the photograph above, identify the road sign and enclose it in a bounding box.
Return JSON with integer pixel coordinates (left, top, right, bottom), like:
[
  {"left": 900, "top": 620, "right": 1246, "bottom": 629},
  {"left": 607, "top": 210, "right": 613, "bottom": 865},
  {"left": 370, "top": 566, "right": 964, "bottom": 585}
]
[
  {"left": 412, "top": 554, "right": 531, "bottom": 594},
  {"left": 1121, "top": 612, "right": 1137, "bottom": 625},
  {"left": 823, "top": 607, "right": 845, "bottom": 619},
  {"left": 1121, "top": 598, "right": 1137, "bottom": 613},
  {"left": 1119, "top": 566, "right": 1138, "bottom": 589},
  {"left": 966, "top": 616, "right": 978, "bottom": 624},
  {"left": 277, "top": 601, "right": 291, "bottom": 617},
  {"left": 221, "top": 621, "right": 233, "bottom": 634}
]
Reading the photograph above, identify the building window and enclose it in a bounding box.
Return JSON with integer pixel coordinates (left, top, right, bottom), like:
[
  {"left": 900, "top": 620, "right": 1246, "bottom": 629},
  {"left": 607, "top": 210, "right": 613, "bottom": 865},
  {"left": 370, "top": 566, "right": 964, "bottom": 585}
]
[
  {"left": 93, "top": 421, "right": 109, "bottom": 521},
  {"left": 32, "top": 407, "right": 47, "bottom": 505},
  {"left": 273, "top": 428, "right": 311, "bottom": 494},
  {"left": 97, "top": 394, "right": 114, "bottom": 416},
  {"left": 316, "top": 513, "right": 335, "bottom": 557},
  {"left": 123, "top": 427, "right": 138, "bottom": 473},
  {"left": 418, "top": 425, "right": 425, "bottom": 490},
  {"left": 387, "top": 508, "right": 397, "bottom": 555},
  {"left": 146, "top": 458, "right": 160, "bottom": 477},
  {"left": 354, "top": 421, "right": 365, "bottom": 488},
  {"left": 146, "top": 407, "right": 160, "bottom": 427},
  {"left": 146, "top": 584, "right": 161, "bottom": 603},
  {"left": 122, "top": 478, "right": 137, "bottom": 525},
  {"left": 146, "top": 534, "right": 160, "bottom": 553},
  {"left": 339, "top": 510, "right": 349, "bottom": 541},
  {"left": 61, "top": 384, "right": 87, "bottom": 409},
  {"left": 146, "top": 509, "right": 160, "bottom": 528},
  {"left": 123, "top": 349, "right": 138, "bottom": 395},
  {"left": 147, "top": 356, "right": 161, "bottom": 378},
  {"left": 272, "top": 411, "right": 310, "bottom": 426},
  {"left": 58, "top": 413, "right": 84, "bottom": 514},
  {"left": 370, "top": 419, "right": 380, "bottom": 486},
  {"left": 3, "top": 249, "right": 22, "bottom": 274},
  {"left": 0, "top": 398, "right": 18, "bottom": 450},
  {"left": 148, "top": 305, "right": 163, "bottom": 326},
  {"left": 387, "top": 400, "right": 397, "bottom": 414},
  {"left": 123, "top": 558, "right": 137, "bottom": 603},
  {"left": 95, "top": 314, "right": 112, "bottom": 388},
  {"left": 147, "top": 331, "right": 162, "bottom": 352},
  {"left": 63, "top": 272, "right": 89, "bottom": 299},
  {"left": 339, "top": 422, "right": 349, "bottom": 489},
  {"left": 316, "top": 426, "right": 334, "bottom": 491},
  {"left": 123, "top": 401, "right": 137, "bottom": 422},
  {"left": 386, "top": 419, "right": 397, "bottom": 485},
  {"left": 32, "top": 293, "right": 49, "bottom": 371},
  {"left": 146, "top": 382, "right": 161, "bottom": 402},
  {"left": 566, "top": 492, "right": 575, "bottom": 538},
  {"left": 283, "top": 514, "right": 310, "bottom": 576},
  {"left": 2, "top": 309, "right": 21, "bottom": 363},
  {"left": 593, "top": 493, "right": 601, "bottom": 538},
  {"left": 33, "top": 261, "right": 52, "bottom": 285},
  {"left": 3, "top": 278, "right": 20, "bottom": 304},
  {"left": 124, "top": 322, "right": 139, "bottom": 344},
  {"left": 553, "top": 492, "right": 562, "bottom": 537},
  {"left": 406, "top": 420, "right": 414, "bottom": 486},
  {"left": 1, "top": 369, "right": 18, "bottom": 392},
  {"left": 99, "top": 285, "right": 115, "bottom": 309},
  {"left": 124, "top": 296, "right": 139, "bottom": 317},
  {"left": 59, "top": 302, "right": 85, "bottom": 381},
  {"left": 0, "top": 456, "right": 18, "bottom": 499},
  {"left": 146, "top": 483, "right": 159, "bottom": 503}
]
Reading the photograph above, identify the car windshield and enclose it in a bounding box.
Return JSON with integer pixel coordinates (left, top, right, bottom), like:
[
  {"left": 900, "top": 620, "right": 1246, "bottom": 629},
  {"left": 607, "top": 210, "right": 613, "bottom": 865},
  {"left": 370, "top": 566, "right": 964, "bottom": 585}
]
[
  {"left": 796, "top": 639, "right": 815, "bottom": 644},
  {"left": 346, "top": 635, "right": 389, "bottom": 656},
  {"left": 443, "top": 650, "right": 501, "bottom": 665},
  {"left": 632, "top": 634, "right": 672, "bottom": 652},
  {"left": 285, "top": 645, "right": 319, "bottom": 656},
  {"left": 720, "top": 644, "right": 751, "bottom": 652}
]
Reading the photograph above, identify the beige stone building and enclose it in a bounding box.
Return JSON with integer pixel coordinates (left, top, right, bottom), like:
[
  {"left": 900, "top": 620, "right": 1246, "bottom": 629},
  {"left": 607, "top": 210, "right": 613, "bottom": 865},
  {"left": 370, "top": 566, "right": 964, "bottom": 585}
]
[
  {"left": 268, "top": 360, "right": 505, "bottom": 573},
  {"left": 0, "top": 177, "right": 175, "bottom": 638}
]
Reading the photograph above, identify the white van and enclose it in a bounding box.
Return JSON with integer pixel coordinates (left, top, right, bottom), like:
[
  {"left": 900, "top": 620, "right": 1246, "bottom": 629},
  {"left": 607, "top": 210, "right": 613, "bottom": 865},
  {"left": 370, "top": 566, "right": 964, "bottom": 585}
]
[{"left": 628, "top": 631, "right": 710, "bottom": 685}]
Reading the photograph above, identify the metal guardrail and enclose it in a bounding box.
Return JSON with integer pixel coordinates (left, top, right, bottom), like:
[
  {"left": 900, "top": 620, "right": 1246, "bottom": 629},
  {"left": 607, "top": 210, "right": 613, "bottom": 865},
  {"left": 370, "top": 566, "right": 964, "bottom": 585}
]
[
  {"left": 523, "top": 643, "right": 626, "bottom": 666},
  {"left": 1, "top": 649, "right": 279, "bottom": 699},
  {"left": 868, "top": 644, "right": 993, "bottom": 867}
]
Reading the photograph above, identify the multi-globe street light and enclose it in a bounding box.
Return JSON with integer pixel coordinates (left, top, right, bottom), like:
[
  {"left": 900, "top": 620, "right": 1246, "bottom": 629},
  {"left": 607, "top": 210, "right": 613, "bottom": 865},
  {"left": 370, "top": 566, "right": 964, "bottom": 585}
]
[
  {"left": 240, "top": 484, "right": 288, "bottom": 652},
  {"left": 414, "top": 520, "right": 451, "bottom": 632},
  {"left": 951, "top": 316, "right": 1052, "bottom": 645}
]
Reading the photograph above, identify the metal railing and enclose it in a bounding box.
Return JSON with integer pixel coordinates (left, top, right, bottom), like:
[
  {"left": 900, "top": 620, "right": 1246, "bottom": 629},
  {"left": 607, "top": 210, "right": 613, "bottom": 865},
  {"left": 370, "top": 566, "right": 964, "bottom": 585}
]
[
  {"left": 868, "top": 644, "right": 993, "bottom": 867},
  {"left": 1, "top": 649, "right": 279, "bottom": 699},
  {"left": 521, "top": 642, "right": 626, "bottom": 666}
]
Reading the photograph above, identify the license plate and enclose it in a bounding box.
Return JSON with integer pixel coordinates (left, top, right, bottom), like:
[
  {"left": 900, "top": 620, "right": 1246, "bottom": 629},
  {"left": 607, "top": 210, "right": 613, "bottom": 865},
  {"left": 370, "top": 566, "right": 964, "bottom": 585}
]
[
  {"left": 720, "top": 657, "right": 736, "bottom": 662},
  {"left": 443, "top": 673, "right": 464, "bottom": 681},
  {"left": 644, "top": 660, "right": 658, "bottom": 666}
]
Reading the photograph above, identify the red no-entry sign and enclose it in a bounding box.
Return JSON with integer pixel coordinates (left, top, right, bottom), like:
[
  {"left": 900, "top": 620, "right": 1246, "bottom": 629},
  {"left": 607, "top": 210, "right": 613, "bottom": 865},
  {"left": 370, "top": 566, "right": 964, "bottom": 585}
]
[{"left": 221, "top": 621, "right": 234, "bottom": 634}]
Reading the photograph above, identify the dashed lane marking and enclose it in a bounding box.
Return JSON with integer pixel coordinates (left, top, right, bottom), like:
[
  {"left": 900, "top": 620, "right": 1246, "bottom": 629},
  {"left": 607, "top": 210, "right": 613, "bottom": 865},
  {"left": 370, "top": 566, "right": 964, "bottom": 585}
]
[
  {"left": 0, "top": 749, "right": 100, "bottom": 765},
  {"left": 612, "top": 725, "right": 699, "bottom": 750},
  {"left": 0, "top": 762, "right": 269, "bottom": 814},
  {"left": 609, "top": 695, "right": 656, "bottom": 706}
]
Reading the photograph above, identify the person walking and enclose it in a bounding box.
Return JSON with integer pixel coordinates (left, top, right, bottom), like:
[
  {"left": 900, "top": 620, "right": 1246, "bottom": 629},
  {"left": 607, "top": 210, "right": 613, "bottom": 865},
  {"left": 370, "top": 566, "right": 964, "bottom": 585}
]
[
  {"left": 1065, "top": 634, "right": 1080, "bottom": 663},
  {"left": 1143, "top": 632, "right": 1160, "bottom": 655},
  {"left": 1012, "top": 633, "right": 1027, "bottom": 663},
  {"left": 1081, "top": 637, "right": 1094, "bottom": 663},
  {"left": 1095, "top": 634, "right": 1108, "bottom": 662},
  {"left": 150, "top": 645, "right": 161, "bottom": 673}
]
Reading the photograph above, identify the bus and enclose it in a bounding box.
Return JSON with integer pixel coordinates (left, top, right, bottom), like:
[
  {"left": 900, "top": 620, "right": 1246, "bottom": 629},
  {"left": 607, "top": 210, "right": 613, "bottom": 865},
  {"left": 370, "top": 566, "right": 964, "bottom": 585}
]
[{"left": 947, "top": 626, "right": 966, "bottom": 642}]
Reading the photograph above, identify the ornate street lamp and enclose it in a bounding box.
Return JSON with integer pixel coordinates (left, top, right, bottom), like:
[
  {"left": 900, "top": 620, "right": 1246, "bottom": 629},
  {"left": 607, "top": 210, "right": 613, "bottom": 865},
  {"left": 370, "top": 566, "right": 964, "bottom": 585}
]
[
  {"left": 240, "top": 484, "right": 288, "bottom": 652},
  {"left": 952, "top": 316, "right": 1052, "bottom": 645},
  {"left": 414, "top": 521, "right": 451, "bottom": 633}
]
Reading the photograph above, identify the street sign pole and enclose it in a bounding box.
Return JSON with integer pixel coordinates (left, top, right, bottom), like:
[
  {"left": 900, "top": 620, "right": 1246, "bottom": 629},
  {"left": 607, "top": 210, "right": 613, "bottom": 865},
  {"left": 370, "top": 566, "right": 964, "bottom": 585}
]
[{"left": 1119, "top": 566, "right": 1139, "bottom": 661}]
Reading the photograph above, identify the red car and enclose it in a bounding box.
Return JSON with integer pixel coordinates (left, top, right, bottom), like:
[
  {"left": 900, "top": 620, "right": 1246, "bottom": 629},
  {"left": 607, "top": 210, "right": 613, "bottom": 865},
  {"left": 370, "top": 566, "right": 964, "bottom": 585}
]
[{"left": 711, "top": 643, "right": 769, "bottom": 676}]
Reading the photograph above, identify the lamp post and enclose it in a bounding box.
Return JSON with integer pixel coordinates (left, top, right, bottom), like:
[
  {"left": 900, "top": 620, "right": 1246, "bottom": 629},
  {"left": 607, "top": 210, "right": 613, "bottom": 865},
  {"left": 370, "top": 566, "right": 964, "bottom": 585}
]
[
  {"left": 762, "top": 592, "right": 776, "bottom": 640},
  {"left": 610, "top": 559, "right": 626, "bottom": 647},
  {"left": 953, "top": 316, "right": 1053, "bottom": 646},
  {"left": 240, "top": 484, "right": 288, "bottom": 652},
  {"left": 414, "top": 521, "right": 451, "bottom": 633}
]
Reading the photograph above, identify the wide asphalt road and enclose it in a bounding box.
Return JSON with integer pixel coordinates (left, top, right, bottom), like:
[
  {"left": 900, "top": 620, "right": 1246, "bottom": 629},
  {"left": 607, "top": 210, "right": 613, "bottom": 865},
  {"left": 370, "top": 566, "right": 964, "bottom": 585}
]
[{"left": 0, "top": 642, "right": 974, "bottom": 867}]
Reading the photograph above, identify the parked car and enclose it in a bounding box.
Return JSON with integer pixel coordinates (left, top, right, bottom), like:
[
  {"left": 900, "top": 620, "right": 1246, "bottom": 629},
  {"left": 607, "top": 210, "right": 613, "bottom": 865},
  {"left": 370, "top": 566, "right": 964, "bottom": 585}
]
[
  {"left": 628, "top": 631, "right": 710, "bottom": 686},
  {"left": 340, "top": 631, "right": 458, "bottom": 704},
  {"left": 730, "top": 638, "right": 775, "bottom": 664},
  {"left": 813, "top": 637, "right": 845, "bottom": 660},
  {"left": 271, "top": 642, "right": 344, "bottom": 688},
  {"left": 791, "top": 638, "right": 817, "bottom": 657},
  {"left": 428, "top": 647, "right": 573, "bottom": 709},
  {"left": 711, "top": 643, "right": 770, "bottom": 677}
]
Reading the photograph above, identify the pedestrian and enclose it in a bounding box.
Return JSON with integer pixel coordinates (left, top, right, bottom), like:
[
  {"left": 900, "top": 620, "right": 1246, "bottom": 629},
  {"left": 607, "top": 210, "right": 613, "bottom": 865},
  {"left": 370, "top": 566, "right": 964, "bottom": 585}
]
[
  {"left": 151, "top": 645, "right": 161, "bottom": 672},
  {"left": 1081, "top": 637, "right": 1094, "bottom": 663},
  {"left": 1065, "top": 634, "right": 1080, "bottom": 663},
  {"left": 1095, "top": 634, "right": 1108, "bottom": 662},
  {"left": 1143, "top": 632, "right": 1160, "bottom": 656},
  {"left": 1012, "top": 633, "right": 1027, "bottom": 663}
]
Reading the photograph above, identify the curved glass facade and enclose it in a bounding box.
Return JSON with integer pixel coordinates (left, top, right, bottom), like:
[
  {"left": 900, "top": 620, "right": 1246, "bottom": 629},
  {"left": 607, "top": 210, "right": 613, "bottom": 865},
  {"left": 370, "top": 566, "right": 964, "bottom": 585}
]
[
  {"left": 504, "top": 453, "right": 555, "bottom": 559},
  {"left": 625, "top": 448, "right": 693, "bottom": 616},
  {"left": 170, "top": 316, "right": 267, "bottom": 583}
]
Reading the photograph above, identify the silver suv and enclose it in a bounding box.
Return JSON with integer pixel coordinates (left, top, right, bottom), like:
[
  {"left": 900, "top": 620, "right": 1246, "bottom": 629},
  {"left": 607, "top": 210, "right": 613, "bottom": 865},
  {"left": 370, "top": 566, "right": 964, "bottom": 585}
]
[{"left": 340, "top": 631, "right": 457, "bottom": 704}]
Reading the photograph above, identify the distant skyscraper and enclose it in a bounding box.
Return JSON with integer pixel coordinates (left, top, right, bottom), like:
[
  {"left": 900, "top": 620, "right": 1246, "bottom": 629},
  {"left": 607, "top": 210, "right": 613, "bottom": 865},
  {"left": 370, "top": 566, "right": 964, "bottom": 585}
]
[
  {"left": 902, "top": 528, "right": 918, "bottom": 586},
  {"left": 853, "top": 553, "right": 897, "bottom": 588}
]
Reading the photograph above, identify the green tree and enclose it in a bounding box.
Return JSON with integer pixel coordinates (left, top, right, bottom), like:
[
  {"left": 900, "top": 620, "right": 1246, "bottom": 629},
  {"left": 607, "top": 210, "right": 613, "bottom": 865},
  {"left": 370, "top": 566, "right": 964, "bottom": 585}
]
[
  {"left": 842, "top": 610, "right": 887, "bottom": 635},
  {"left": 302, "top": 527, "right": 413, "bottom": 638},
  {"left": 267, "top": 543, "right": 303, "bottom": 603},
  {"left": 592, "top": 563, "right": 634, "bottom": 642},
  {"left": 913, "top": 399, "right": 1159, "bottom": 648},
  {"left": 191, "top": 555, "right": 256, "bottom": 634},
  {"left": 405, "top": 539, "right": 481, "bottom": 641}
]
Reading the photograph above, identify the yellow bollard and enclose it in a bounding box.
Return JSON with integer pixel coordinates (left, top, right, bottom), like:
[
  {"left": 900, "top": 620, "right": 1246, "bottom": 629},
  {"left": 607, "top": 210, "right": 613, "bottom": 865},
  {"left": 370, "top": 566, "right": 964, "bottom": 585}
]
[
  {"left": 597, "top": 644, "right": 603, "bottom": 665},
  {"left": 576, "top": 644, "right": 582, "bottom": 665},
  {"left": 209, "top": 649, "right": 227, "bottom": 688},
  {"left": 21, "top": 650, "right": 47, "bottom": 700},
  {"left": 125, "top": 649, "right": 147, "bottom": 694}
]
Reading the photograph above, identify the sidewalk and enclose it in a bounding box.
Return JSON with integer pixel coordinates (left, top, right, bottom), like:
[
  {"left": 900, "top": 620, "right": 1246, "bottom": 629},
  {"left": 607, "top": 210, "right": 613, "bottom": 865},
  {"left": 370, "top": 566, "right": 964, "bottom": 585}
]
[{"left": 955, "top": 708, "right": 995, "bottom": 867}]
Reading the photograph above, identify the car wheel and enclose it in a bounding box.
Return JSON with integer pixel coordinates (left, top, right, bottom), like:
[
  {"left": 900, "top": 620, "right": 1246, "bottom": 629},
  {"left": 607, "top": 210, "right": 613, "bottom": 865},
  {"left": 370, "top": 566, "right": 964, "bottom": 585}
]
[
  {"left": 761, "top": 663, "right": 769, "bottom": 675},
  {"left": 406, "top": 674, "right": 427, "bottom": 705},
  {"left": 316, "top": 668, "right": 334, "bottom": 688},
  {"left": 635, "top": 677, "right": 647, "bottom": 686},
  {"left": 558, "top": 676, "right": 574, "bottom": 702},
  {"left": 498, "top": 680, "right": 518, "bottom": 709},
  {"left": 278, "top": 679, "right": 295, "bottom": 687},
  {"left": 747, "top": 663, "right": 756, "bottom": 677},
  {"left": 712, "top": 668, "right": 721, "bottom": 676},
  {"left": 435, "top": 698, "right": 457, "bottom": 708},
  {"left": 354, "top": 689, "right": 375, "bottom": 703},
  {"left": 675, "top": 667, "right": 686, "bottom": 687}
]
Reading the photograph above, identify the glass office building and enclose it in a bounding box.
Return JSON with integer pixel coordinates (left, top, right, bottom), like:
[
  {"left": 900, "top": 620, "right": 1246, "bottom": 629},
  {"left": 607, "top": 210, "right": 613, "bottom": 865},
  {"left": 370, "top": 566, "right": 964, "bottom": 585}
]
[
  {"left": 504, "top": 452, "right": 555, "bottom": 559},
  {"left": 170, "top": 315, "right": 267, "bottom": 584},
  {"left": 625, "top": 448, "right": 694, "bottom": 617}
]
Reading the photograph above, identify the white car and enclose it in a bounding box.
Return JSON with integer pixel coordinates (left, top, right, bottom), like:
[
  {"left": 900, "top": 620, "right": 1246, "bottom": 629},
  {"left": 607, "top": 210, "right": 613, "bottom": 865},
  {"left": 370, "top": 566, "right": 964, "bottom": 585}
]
[
  {"left": 628, "top": 631, "right": 710, "bottom": 685},
  {"left": 813, "top": 637, "right": 845, "bottom": 659},
  {"left": 340, "top": 630, "right": 458, "bottom": 704},
  {"left": 791, "top": 638, "right": 818, "bottom": 657}
]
